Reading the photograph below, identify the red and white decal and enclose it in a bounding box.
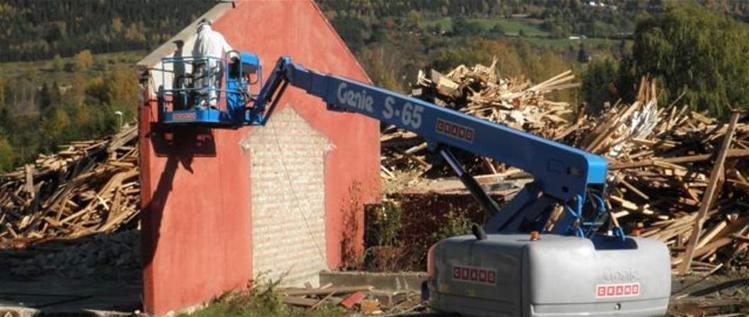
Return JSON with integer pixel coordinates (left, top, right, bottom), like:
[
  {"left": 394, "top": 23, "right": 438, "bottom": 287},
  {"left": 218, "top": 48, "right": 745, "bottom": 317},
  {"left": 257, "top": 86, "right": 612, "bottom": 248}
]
[
  {"left": 436, "top": 119, "right": 474, "bottom": 143},
  {"left": 451, "top": 265, "right": 496, "bottom": 285},
  {"left": 172, "top": 112, "right": 197, "bottom": 121},
  {"left": 595, "top": 282, "right": 640, "bottom": 298}
]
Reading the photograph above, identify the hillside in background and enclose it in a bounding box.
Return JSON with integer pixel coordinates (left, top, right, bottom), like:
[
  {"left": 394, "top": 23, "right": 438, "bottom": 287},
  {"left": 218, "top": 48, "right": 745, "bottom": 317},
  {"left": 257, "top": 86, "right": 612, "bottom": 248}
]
[
  {"left": 1, "top": 0, "right": 748, "bottom": 173},
  {"left": 0, "top": 0, "right": 215, "bottom": 62}
]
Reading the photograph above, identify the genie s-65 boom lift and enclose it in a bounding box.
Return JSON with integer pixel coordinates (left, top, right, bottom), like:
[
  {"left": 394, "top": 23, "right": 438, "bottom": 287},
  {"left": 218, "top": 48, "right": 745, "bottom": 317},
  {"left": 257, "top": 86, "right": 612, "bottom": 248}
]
[{"left": 156, "top": 53, "right": 671, "bottom": 316}]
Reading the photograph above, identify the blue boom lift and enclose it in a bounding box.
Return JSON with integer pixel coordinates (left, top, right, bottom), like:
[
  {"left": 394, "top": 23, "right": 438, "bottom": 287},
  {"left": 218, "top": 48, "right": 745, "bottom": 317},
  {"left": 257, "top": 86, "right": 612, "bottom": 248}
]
[{"left": 157, "top": 55, "right": 671, "bottom": 316}]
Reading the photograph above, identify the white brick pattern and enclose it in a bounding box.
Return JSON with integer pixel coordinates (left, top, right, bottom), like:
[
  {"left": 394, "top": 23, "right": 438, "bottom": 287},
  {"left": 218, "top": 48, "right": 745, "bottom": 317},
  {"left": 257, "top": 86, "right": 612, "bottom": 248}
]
[{"left": 241, "top": 106, "right": 330, "bottom": 286}]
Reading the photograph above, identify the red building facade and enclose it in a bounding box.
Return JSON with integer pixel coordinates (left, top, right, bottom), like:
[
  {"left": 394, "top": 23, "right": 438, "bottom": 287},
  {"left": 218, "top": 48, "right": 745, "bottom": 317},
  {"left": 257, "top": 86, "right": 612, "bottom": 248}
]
[{"left": 137, "top": 1, "right": 380, "bottom": 314}]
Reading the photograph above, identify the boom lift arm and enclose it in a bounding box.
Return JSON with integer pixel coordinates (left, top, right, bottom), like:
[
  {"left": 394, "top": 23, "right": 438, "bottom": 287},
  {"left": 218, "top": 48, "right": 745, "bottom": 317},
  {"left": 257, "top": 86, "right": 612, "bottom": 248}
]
[{"left": 251, "top": 57, "right": 612, "bottom": 238}]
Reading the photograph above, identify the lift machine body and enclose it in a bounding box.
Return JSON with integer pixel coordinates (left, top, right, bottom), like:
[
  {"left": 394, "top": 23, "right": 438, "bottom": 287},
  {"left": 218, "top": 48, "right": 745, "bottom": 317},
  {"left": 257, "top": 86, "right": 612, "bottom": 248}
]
[{"left": 156, "top": 54, "right": 671, "bottom": 316}]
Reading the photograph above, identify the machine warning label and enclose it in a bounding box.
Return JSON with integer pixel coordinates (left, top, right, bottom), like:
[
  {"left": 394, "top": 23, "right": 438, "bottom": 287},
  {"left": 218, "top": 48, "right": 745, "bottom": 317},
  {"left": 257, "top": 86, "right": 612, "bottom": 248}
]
[
  {"left": 451, "top": 265, "right": 496, "bottom": 285},
  {"left": 172, "top": 112, "right": 197, "bottom": 121},
  {"left": 595, "top": 283, "right": 640, "bottom": 298},
  {"left": 436, "top": 119, "right": 474, "bottom": 143}
]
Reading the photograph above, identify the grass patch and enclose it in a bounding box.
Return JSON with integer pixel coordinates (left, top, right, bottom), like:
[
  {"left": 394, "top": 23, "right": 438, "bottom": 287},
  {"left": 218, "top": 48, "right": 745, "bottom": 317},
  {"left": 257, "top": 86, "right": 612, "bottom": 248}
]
[
  {"left": 419, "top": 17, "right": 622, "bottom": 50},
  {"left": 520, "top": 36, "right": 615, "bottom": 49},
  {"left": 492, "top": 18, "right": 547, "bottom": 36},
  {"left": 421, "top": 17, "right": 548, "bottom": 37}
]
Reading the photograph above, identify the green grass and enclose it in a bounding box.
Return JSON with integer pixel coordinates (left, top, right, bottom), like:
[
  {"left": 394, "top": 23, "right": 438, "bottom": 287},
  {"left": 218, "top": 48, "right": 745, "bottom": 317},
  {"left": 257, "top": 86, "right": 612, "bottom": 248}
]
[
  {"left": 493, "top": 18, "right": 548, "bottom": 36},
  {"left": 423, "top": 17, "right": 452, "bottom": 31},
  {"left": 419, "top": 17, "right": 624, "bottom": 50},
  {"left": 420, "top": 17, "right": 549, "bottom": 37},
  {"left": 521, "top": 36, "right": 617, "bottom": 49}
]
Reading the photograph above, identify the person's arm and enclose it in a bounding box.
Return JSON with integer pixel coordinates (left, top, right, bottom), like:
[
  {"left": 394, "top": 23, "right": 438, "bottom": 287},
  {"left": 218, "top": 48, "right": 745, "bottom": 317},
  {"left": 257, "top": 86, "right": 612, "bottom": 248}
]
[{"left": 217, "top": 33, "right": 234, "bottom": 57}]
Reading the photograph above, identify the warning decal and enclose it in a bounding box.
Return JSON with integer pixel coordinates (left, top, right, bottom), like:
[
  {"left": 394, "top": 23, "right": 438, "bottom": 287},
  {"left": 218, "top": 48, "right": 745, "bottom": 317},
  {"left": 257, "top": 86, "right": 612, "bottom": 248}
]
[
  {"left": 595, "top": 282, "right": 640, "bottom": 298},
  {"left": 451, "top": 265, "right": 496, "bottom": 285}
]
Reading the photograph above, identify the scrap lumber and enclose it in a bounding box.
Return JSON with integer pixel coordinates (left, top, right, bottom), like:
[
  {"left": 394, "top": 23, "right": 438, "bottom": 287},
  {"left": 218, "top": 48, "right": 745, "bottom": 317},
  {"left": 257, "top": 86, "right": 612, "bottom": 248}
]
[
  {"left": 283, "top": 285, "right": 373, "bottom": 297},
  {"left": 679, "top": 112, "right": 741, "bottom": 274},
  {"left": 383, "top": 58, "right": 578, "bottom": 175},
  {"left": 0, "top": 125, "right": 139, "bottom": 248},
  {"left": 381, "top": 60, "right": 749, "bottom": 273},
  {"left": 278, "top": 284, "right": 402, "bottom": 313}
]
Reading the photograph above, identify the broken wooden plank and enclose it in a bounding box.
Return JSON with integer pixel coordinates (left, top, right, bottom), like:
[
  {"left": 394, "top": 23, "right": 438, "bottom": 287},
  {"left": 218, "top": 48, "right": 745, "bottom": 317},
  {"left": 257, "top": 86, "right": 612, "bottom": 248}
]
[{"left": 679, "top": 112, "right": 741, "bottom": 274}]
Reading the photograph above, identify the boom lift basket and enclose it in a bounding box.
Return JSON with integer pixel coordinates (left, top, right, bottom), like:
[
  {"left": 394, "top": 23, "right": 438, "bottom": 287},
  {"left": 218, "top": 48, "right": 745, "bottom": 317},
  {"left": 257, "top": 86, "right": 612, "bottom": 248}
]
[{"left": 157, "top": 51, "right": 262, "bottom": 127}]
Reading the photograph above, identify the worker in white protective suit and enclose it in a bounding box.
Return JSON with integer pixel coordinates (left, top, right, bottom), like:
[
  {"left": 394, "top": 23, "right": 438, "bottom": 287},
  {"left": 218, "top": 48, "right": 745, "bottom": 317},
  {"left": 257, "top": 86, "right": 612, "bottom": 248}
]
[{"left": 192, "top": 18, "right": 233, "bottom": 109}]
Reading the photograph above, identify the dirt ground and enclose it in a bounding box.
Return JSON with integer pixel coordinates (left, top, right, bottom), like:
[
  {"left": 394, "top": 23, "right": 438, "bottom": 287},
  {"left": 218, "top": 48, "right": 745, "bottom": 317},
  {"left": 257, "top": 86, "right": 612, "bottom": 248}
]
[
  {"left": 1, "top": 228, "right": 747, "bottom": 316},
  {"left": 669, "top": 273, "right": 749, "bottom": 316}
]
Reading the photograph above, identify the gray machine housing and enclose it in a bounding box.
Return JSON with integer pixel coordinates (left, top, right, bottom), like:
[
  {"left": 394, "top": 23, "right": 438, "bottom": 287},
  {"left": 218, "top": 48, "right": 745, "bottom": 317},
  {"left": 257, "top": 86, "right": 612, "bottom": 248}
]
[{"left": 427, "top": 234, "right": 671, "bottom": 316}]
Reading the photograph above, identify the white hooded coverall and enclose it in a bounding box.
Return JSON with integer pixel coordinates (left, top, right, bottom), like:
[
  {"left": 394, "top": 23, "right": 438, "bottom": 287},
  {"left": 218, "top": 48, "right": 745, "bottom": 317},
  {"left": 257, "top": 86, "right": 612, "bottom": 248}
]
[{"left": 192, "top": 23, "right": 232, "bottom": 108}]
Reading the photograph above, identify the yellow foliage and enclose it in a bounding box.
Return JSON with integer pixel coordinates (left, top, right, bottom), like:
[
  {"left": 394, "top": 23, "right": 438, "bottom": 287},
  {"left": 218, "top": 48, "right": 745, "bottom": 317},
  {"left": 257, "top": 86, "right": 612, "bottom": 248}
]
[{"left": 72, "top": 50, "right": 94, "bottom": 71}]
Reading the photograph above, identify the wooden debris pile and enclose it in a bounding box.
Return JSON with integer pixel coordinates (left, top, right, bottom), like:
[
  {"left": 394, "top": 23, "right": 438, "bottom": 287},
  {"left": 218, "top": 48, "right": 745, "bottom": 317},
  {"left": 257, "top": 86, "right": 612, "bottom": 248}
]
[
  {"left": 581, "top": 81, "right": 749, "bottom": 273},
  {"left": 381, "top": 58, "right": 579, "bottom": 176},
  {"left": 0, "top": 126, "right": 139, "bottom": 249},
  {"left": 382, "top": 60, "right": 749, "bottom": 273}
]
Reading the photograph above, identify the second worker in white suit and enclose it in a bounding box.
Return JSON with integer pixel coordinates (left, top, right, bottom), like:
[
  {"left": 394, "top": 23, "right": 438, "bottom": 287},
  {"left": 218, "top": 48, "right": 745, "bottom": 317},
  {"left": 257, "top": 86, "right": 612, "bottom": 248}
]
[{"left": 192, "top": 18, "right": 233, "bottom": 109}]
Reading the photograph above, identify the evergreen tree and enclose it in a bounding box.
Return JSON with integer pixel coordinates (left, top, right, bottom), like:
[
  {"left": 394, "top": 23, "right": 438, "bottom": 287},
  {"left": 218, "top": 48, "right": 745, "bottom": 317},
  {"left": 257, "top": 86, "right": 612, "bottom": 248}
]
[{"left": 0, "top": 133, "right": 13, "bottom": 172}]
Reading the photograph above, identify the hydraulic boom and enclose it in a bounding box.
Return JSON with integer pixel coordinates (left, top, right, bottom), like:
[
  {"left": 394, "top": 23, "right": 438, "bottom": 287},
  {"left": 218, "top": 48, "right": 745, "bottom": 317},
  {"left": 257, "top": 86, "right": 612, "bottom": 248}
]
[{"left": 252, "top": 57, "right": 610, "bottom": 237}]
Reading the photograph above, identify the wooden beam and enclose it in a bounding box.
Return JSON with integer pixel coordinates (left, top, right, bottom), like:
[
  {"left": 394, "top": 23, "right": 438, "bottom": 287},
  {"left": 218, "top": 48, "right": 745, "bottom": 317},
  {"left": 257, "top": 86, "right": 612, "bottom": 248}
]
[
  {"left": 609, "top": 149, "right": 749, "bottom": 170},
  {"left": 678, "top": 112, "right": 741, "bottom": 274}
]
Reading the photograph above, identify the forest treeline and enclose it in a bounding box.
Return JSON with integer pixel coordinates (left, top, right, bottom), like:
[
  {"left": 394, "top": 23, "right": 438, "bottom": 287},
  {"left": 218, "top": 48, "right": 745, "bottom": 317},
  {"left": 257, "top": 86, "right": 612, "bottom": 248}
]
[
  {"left": 319, "top": 0, "right": 749, "bottom": 38},
  {"left": 0, "top": 0, "right": 215, "bottom": 62},
  {"left": 4, "top": 0, "right": 749, "bottom": 63}
]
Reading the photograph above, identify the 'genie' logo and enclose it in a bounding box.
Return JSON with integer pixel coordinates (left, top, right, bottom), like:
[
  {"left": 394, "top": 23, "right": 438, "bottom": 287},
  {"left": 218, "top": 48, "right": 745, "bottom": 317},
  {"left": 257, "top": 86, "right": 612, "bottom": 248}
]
[
  {"left": 602, "top": 269, "right": 640, "bottom": 283},
  {"left": 337, "top": 83, "right": 374, "bottom": 113}
]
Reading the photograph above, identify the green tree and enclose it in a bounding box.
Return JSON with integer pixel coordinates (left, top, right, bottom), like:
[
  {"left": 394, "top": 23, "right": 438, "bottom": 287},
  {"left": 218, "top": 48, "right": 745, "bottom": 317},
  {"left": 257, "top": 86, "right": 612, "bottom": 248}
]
[
  {"left": 51, "top": 54, "right": 65, "bottom": 72},
  {"left": 39, "top": 82, "right": 52, "bottom": 111},
  {"left": 359, "top": 48, "right": 401, "bottom": 92},
  {"left": 452, "top": 17, "right": 483, "bottom": 36},
  {"left": 490, "top": 24, "right": 505, "bottom": 36},
  {"left": 406, "top": 10, "right": 422, "bottom": 30},
  {"left": 622, "top": 4, "right": 749, "bottom": 117},
  {"left": 0, "top": 133, "right": 13, "bottom": 172},
  {"left": 331, "top": 16, "right": 369, "bottom": 52},
  {"left": 583, "top": 58, "right": 619, "bottom": 114},
  {"left": 101, "top": 67, "right": 139, "bottom": 120}
]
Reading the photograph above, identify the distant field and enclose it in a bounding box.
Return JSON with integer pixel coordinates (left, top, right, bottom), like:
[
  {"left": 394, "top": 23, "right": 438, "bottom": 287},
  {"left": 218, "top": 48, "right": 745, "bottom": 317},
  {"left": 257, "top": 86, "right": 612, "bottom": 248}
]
[
  {"left": 420, "top": 17, "right": 623, "bottom": 50},
  {"left": 521, "top": 36, "right": 619, "bottom": 49},
  {"left": 0, "top": 50, "right": 146, "bottom": 82},
  {"left": 421, "top": 17, "right": 549, "bottom": 37}
]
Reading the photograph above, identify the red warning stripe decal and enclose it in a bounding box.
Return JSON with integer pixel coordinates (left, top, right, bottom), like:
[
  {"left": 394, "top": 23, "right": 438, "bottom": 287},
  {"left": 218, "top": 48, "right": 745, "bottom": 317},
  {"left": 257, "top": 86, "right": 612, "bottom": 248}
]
[
  {"left": 595, "top": 282, "right": 640, "bottom": 298},
  {"left": 451, "top": 265, "right": 496, "bottom": 285},
  {"left": 436, "top": 119, "right": 474, "bottom": 143}
]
